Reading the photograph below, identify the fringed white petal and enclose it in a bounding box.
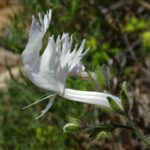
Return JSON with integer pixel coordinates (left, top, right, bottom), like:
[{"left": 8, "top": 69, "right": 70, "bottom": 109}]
[
  {"left": 22, "top": 21, "right": 87, "bottom": 94},
  {"left": 22, "top": 10, "right": 52, "bottom": 71},
  {"left": 39, "top": 36, "right": 58, "bottom": 73}
]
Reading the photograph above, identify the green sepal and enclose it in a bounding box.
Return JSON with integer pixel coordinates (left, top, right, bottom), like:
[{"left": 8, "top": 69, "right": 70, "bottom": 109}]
[{"left": 107, "top": 97, "right": 123, "bottom": 114}]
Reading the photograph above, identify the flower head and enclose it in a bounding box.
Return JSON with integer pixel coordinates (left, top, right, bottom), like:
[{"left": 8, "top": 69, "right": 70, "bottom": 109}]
[{"left": 22, "top": 10, "right": 87, "bottom": 95}]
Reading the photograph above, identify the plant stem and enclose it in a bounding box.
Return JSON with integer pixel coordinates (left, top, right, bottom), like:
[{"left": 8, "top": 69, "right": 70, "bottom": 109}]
[
  {"left": 113, "top": 123, "right": 132, "bottom": 130},
  {"left": 85, "top": 123, "right": 132, "bottom": 131},
  {"left": 127, "top": 116, "right": 150, "bottom": 146}
]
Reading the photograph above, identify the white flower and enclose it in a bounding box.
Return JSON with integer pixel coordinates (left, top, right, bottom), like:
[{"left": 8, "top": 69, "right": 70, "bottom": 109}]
[
  {"left": 22, "top": 10, "right": 123, "bottom": 118},
  {"left": 22, "top": 10, "right": 87, "bottom": 95}
]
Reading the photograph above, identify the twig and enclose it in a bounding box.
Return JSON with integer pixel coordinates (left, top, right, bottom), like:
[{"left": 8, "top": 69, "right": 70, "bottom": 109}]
[
  {"left": 85, "top": 123, "right": 132, "bottom": 131},
  {"left": 99, "top": 0, "right": 135, "bottom": 15},
  {"left": 121, "top": 32, "right": 138, "bottom": 61},
  {"left": 138, "top": 0, "right": 150, "bottom": 10}
]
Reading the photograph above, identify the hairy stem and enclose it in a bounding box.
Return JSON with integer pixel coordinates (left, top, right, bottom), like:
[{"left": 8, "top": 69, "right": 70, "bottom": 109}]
[{"left": 127, "top": 116, "right": 150, "bottom": 146}]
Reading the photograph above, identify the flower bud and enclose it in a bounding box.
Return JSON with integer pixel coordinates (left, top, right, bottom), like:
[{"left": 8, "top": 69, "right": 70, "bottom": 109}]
[
  {"left": 96, "top": 131, "right": 112, "bottom": 140},
  {"left": 63, "top": 123, "right": 83, "bottom": 133}
]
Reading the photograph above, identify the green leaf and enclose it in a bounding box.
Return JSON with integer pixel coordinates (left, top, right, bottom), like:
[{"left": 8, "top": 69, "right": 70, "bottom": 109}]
[
  {"left": 120, "top": 81, "right": 130, "bottom": 114},
  {"left": 107, "top": 97, "right": 123, "bottom": 114},
  {"left": 120, "top": 90, "right": 130, "bottom": 114},
  {"left": 95, "top": 65, "right": 106, "bottom": 90}
]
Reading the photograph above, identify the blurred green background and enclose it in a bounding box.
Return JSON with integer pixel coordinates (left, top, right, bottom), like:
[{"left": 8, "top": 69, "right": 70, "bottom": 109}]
[{"left": 0, "top": 0, "right": 150, "bottom": 149}]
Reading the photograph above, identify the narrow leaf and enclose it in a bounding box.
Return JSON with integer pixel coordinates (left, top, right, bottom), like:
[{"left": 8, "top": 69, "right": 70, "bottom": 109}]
[
  {"left": 120, "top": 89, "right": 130, "bottom": 114},
  {"left": 120, "top": 81, "right": 130, "bottom": 114}
]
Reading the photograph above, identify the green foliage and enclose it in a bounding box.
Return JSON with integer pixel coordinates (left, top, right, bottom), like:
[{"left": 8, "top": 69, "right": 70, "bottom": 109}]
[
  {"left": 141, "top": 31, "right": 150, "bottom": 53},
  {"left": 92, "top": 52, "right": 109, "bottom": 65},
  {"left": 0, "top": 16, "right": 27, "bottom": 53},
  {"left": 124, "top": 17, "right": 147, "bottom": 33},
  {"left": 88, "top": 42, "right": 121, "bottom": 65},
  {"left": 86, "top": 37, "right": 97, "bottom": 50}
]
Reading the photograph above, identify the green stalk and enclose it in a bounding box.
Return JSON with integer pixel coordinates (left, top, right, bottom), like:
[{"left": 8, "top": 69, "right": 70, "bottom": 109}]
[
  {"left": 127, "top": 117, "right": 150, "bottom": 146},
  {"left": 112, "top": 123, "right": 132, "bottom": 130}
]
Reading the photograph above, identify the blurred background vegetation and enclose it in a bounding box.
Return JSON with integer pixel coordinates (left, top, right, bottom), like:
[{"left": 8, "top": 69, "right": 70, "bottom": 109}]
[{"left": 0, "top": 0, "right": 150, "bottom": 149}]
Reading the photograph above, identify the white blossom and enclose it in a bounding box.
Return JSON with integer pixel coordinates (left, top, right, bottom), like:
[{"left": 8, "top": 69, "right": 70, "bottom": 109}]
[
  {"left": 22, "top": 10, "right": 123, "bottom": 118},
  {"left": 22, "top": 10, "right": 87, "bottom": 95}
]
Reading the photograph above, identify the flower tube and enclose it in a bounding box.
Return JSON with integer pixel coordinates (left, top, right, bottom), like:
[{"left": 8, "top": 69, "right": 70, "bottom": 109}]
[{"left": 62, "top": 88, "right": 121, "bottom": 109}]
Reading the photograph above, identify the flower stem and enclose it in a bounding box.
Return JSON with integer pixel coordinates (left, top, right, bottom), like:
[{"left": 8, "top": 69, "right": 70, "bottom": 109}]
[
  {"left": 112, "top": 123, "right": 132, "bottom": 130},
  {"left": 84, "top": 123, "right": 132, "bottom": 131},
  {"left": 127, "top": 116, "right": 150, "bottom": 146}
]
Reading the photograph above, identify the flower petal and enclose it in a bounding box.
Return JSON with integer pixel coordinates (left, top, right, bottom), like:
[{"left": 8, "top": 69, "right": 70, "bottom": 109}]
[
  {"left": 22, "top": 10, "right": 87, "bottom": 95},
  {"left": 22, "top": 10, "right": 52, "bottom": 74}
]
